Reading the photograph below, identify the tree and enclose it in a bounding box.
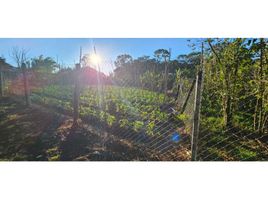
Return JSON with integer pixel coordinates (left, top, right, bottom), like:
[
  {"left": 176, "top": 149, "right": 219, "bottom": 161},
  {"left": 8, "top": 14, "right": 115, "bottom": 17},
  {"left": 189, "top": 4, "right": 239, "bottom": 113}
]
[
  {"left": 11, "top": 47, "right": 29, "bottom": 68},
  {"left": 202, "top": 38, "right": 268, "bottom": 134},
  {"left": 250, "top": 38, "right": 267, "bottom": 133},
  {"left": 31, "top": 55, "right": 58, "bottom": 86},
  {"left": 31, "top": 55, "right": 58, "bottom": 73},
  {"left": 154, "top": 49, "right": 171, "bottom": 95},
  {"left": 207, "top": 39, "right": 235, "bottom": 129},
  {"left": 154, "top": 49, "right": 170, "bottom": 62},
  {"left": 114, "top": 54, "right": 133, "bottom": 68},
  {"left": 177, "top": 52, "right": 201, "bottom": 66}
]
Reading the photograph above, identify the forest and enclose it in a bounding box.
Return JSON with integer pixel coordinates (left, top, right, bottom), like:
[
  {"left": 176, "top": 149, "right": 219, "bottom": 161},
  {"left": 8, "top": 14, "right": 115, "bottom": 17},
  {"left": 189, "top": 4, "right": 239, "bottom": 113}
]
[{"left": 0, "top": 38, "right": 267, "bottom": 161}]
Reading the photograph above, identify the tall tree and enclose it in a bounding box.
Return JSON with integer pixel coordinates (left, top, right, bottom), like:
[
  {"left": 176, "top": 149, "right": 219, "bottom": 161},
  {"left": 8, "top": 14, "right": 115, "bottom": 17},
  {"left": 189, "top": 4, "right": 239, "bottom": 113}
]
[{"left": 11, "top": 47, "right": 29, "bottom": 68}]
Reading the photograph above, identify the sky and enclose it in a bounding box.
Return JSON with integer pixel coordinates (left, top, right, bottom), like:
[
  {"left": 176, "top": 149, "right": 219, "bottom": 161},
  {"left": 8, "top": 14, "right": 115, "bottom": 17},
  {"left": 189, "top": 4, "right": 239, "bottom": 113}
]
[{"left": 0, "top": 38, "right": 197, "bottom": 74}]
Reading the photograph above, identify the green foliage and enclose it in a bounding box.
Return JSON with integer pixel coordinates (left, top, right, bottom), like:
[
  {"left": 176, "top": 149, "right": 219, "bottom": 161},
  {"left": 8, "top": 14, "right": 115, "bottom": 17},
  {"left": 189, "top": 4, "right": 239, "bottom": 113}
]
[
  {"left": 175, "top": 113, "right": 189, "bottom": 121},
  {"left": 198, "top": 38, "right": 268, "bottom": 160},
  {"left": 46, "top": 147, "right": 60, "bottom": 161},
  {"left": 113, "top": 49, "right": 196, "bottom": 90},
  {"left": 140, "top": 71, "right": 162, "bottom": 90},
  {"left": 201, "top": 117, "right": 224, "bottom": 132},
  {"left": 119, "top": 119, "right": 129, "bottom": 128},
  {"left": 28, "top": 40, "right": 268, "bottom": 161},
  {"left": 30, "top": 55, "right": 59, "bottom": 85},
  {"left": 203, "top": 38, "right": 267, "bottom": 132},
  {"left": 31, "top": 85, "right": 179, "bottom": 136},
  {"left": 106, "top": 113, "right": 116, "bottom": 126},
  {"left": 235, "top": 147, "right": 257, "bottom": 160},
  {"left": 133, "top": 121, "right": 144, "bottom": 132},
  {"left": 146, "top": 121, "right": 155, "bottom": 136}
]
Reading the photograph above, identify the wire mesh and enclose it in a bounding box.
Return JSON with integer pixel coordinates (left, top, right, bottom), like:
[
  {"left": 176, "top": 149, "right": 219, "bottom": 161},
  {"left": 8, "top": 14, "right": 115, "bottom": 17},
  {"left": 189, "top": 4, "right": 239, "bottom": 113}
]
[
  {"left": 1, "top": 54, "right": 267, "bottom": 161},
  {"left": 0, "top": 62, "right": 196, "bottom": 161}
]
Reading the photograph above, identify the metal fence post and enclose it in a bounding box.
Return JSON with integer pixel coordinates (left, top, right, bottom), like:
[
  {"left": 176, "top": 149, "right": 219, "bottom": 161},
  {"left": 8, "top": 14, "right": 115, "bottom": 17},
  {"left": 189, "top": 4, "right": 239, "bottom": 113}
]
[
  {"left": 22, "top": 63, "right": 31, "bottom": 106},
  {"left": 73, "top": 63, "right": 81, "bottom": 126},
  {"left": 191, "top": 42, "right": 204, "bottom": 161}
]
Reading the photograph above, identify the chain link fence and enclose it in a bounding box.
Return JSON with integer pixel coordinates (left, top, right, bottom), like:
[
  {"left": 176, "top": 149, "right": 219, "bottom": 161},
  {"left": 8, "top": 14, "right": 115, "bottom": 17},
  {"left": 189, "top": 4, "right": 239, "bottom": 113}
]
[
  {"left": 0, "top": 56, "right": 267, "bottom": 161},
  {"left": 0, "top": 63, "right": 196, "bottom": 161}
]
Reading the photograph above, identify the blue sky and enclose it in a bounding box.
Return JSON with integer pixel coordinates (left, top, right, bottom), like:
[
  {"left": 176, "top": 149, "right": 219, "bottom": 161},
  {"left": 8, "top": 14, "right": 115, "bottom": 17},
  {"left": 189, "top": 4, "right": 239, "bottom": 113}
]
[{"left": 0, "top": 38, "right": 196, "bottom": 74}]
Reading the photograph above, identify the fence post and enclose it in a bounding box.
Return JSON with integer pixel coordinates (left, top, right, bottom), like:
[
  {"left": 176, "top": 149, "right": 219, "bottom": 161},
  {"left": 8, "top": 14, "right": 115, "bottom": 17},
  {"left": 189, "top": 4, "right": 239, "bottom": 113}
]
[
  {"left": 22, "top": 63, "right": 31, "bottom": 106},
  {"left": 0, "top": 65, "right": 3, "bottom": 97},
  {"left": 73, "top": 63, "right": 81, "bottom": 126},
  {"left": 191, "top": 42, "right": 204, "bottom": 161}
]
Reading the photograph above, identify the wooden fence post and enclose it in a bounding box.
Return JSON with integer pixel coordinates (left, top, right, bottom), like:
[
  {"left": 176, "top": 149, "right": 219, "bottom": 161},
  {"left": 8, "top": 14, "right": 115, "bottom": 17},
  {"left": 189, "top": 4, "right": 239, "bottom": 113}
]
[
  {"left": 191, "top": 42, "right": 204, "bottom": 161},
  {"left": 73, "top": 63, "right": 81, "bottom": 126},
  {"left": 22, "top": 63, "right": 31, "bottom": 106},
  {"left": 0, "top": 65, "right": 3, "bottom": 97}
]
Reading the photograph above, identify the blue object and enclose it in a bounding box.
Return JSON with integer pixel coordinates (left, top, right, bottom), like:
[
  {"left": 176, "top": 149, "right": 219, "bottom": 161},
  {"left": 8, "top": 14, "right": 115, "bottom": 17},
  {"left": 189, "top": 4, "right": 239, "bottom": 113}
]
[{"left": 172, "top": 132, "right": 181, "bottom": 143}]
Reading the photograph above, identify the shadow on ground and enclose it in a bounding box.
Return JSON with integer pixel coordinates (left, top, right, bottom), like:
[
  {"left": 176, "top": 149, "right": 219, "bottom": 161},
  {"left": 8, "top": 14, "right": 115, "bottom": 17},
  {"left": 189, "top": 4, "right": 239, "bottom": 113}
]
[
  {"left": 0, "top": 97, "right": 160, "bottom": 161},
  {"left": 0, "top": 97, "right": 66, "bottom": 160}
]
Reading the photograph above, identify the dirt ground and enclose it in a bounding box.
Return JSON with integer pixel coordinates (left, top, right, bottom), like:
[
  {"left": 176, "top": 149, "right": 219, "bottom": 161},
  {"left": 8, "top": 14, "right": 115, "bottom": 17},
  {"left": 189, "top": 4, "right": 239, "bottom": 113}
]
[{"left": 0, "top": 97, "right": 188, "bottom": 161}]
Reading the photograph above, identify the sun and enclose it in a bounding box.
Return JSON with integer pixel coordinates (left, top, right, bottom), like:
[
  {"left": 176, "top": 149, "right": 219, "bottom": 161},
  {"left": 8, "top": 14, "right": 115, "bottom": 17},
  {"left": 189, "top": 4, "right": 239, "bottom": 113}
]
[{"left": 90, "top": 54, "right": 101, "bottom": 66}]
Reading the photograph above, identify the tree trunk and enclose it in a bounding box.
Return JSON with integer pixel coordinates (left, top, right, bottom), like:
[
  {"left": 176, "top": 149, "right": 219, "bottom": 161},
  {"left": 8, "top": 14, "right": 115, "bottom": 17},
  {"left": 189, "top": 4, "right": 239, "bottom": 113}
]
[
  {"left": 225, "top": 92, "right": 233, "bottom": 129},
  {"left": 224, "top": 64, "right": 233, "bottom": 129},
  {"left": 254, "top": 98, "right": 259, "bottom": 131},
  {"left": 208, "top": 40, "right": 233, "bottom": 129},
  {"left": 258, "top": 38, "right": 265, "bottom": 134},
  {"left": 164, "top": 58, "right": 168, "bottom": 95}
]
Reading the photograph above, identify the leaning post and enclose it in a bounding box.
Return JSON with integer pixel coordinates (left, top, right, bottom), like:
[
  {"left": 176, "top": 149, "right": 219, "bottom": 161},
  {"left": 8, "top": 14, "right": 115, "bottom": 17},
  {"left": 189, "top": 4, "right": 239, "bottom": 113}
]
[
  {"left": 191, "top": 42, "right": 204, "bottom": 161},
  {"left": 22, "top": 63, "right": 31, "bottom": 107}
]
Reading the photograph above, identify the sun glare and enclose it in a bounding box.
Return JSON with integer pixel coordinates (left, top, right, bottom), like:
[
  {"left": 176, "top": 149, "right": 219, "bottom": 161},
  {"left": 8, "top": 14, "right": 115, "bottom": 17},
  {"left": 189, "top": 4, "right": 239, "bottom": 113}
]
[{"left": 90, "top": 54, "right": 101, "bottom": 65}]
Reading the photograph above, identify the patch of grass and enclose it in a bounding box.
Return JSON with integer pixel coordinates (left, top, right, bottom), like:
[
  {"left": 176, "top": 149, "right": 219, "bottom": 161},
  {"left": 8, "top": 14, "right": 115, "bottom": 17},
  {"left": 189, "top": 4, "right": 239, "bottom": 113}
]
[
  {"left": 235, "top": 147, "right": 257, "bottom": 160},
  {"left": 205, "top": 147, "right": 234, "bottom": 161},
  {"left": 240, "top": 140, "right": 259, "bottom": 150},
  {"left": 46, "top": 146, "right": 60, "bottom": 161},
  {"left": 0, "top": 158, "right": 9, "bottom": 161},
  {"left": 49, "top": 154, "right": 60, "bottom": 161},
  {"left": 12, "top": 154, "right": 28, "bottom": 161},
  {"left": 0, "top": 119, "right": 8, "bottom": 126},
  {"left": 201, "top": 116, "right": 224, "bottom": 132},
  {"left": 7, "top": 114, "right": 19, "bottom": 120},
  {"left": 209, "top": 134, "right": 228, "bottom": 144},
  {"left": 6, "top": 124, "right": 16, "bottom": 129}
]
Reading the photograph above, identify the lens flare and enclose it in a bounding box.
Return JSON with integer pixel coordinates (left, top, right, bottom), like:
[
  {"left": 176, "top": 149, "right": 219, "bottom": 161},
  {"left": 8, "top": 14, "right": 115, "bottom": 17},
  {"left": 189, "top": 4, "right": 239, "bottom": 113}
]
[{"left": 90, "top": 54, "right": 101, "bottom": 65}]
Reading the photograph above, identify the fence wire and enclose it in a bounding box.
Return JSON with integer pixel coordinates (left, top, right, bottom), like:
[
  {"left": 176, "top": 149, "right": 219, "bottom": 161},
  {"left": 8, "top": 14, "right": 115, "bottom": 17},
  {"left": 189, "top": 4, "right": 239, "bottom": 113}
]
[{"left": 1, "top": 62, "right": 267, "bottom": 161}]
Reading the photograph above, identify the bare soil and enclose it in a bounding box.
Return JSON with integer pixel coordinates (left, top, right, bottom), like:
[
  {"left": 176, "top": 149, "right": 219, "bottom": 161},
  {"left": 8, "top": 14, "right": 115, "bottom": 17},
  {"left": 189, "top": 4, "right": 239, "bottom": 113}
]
[{"left": 0, "top": 97, "right": 190, "bottom": 161}]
